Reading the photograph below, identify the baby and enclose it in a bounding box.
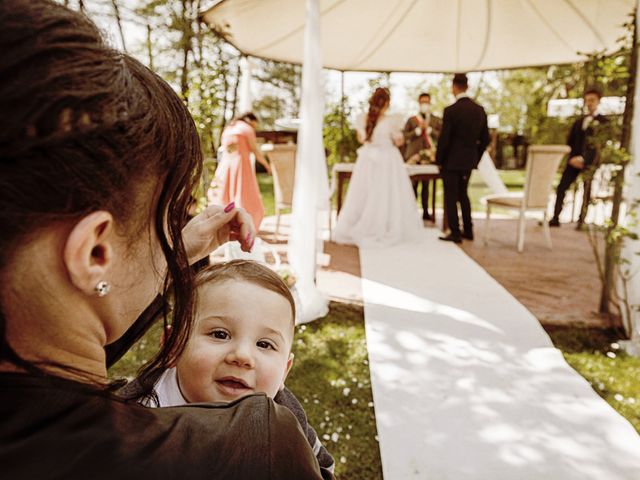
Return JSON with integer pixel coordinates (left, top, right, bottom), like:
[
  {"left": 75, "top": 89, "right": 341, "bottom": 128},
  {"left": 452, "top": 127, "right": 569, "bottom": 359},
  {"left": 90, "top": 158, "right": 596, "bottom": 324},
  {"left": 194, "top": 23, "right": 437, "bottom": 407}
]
[{"left": 132, "top": 259, "right": 334, "bottom": 475}]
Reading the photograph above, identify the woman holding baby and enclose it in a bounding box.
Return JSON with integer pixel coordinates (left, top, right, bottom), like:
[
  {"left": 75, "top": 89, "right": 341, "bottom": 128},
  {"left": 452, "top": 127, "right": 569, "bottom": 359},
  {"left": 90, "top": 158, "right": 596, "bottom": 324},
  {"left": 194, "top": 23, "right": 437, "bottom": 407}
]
[{"left": 0, "top": 1, "right": 330, "bottom": 478}]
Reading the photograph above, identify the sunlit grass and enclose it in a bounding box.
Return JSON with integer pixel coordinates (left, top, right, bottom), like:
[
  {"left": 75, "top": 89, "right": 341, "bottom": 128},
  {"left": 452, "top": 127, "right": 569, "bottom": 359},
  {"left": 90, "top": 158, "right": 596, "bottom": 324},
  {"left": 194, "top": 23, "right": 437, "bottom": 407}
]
[
  {"left": 288, "top": 302, "right": 383, "bottom": 480},
  {"left": 546, "top": 327, "right": 640, "bottom": 433}
]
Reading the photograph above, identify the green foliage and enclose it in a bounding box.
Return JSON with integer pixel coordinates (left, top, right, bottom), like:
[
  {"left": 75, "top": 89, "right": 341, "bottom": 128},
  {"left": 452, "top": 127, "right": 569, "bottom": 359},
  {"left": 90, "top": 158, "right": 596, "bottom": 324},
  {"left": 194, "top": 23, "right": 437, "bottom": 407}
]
[
  {"left": 323, "top": 102, "right": 360, "bottom": 168},
  {"left": 253, "top": 59, "right": 301, "bottom": 126}
]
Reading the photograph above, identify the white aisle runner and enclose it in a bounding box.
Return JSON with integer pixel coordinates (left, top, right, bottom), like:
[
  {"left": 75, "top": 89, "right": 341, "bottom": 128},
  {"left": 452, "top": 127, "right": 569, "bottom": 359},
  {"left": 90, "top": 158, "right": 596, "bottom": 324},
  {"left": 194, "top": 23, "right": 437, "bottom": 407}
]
[{"left": 361, "top": 229, "right": 640, "bottom": 479}]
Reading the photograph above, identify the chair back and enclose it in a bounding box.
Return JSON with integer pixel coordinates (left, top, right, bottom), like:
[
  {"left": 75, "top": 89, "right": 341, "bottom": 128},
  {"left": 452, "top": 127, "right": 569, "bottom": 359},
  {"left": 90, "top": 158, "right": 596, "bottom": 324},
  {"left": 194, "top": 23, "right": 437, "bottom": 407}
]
[
  {"left": 267, "top": 144, "right": 296, "bottom": 208},
  {"left": 523, "top": 145, "right": 570, "bottom": 209}
]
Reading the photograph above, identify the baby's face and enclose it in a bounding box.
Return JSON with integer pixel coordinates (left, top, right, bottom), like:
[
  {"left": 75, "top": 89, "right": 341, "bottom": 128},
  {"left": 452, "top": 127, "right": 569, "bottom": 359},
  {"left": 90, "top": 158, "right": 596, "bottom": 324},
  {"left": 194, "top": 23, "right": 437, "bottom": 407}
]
[{"left": 176, "top": 280, "right": 294, "bottom": 403}]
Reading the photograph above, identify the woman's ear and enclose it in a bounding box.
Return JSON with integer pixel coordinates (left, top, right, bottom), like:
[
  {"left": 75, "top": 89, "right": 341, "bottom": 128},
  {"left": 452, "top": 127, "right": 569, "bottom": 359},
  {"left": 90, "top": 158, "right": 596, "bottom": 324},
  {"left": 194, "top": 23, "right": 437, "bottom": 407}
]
[
  {"left": 279, "top": 353, "right": 295, "bottom": 391},
  {"left": 63, "top": 211, "right": 114, "bottom": 297}
]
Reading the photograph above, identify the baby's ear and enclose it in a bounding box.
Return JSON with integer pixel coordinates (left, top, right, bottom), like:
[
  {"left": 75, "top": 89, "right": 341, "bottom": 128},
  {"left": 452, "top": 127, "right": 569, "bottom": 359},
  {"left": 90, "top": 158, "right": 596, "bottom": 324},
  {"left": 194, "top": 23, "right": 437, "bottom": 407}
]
[{"left": 279, "top": 353, "right": 295, "bottom": 391}]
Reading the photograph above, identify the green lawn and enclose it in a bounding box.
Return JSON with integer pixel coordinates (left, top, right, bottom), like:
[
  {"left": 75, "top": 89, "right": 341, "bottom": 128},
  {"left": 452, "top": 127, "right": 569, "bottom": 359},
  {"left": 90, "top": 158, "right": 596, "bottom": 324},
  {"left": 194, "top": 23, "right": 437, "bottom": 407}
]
[
  {"left": 546, "top": 327, "right": 640, "bottom": 432},
  {"left": 258, "top": 173, "right": 276, "bottom": 217}
]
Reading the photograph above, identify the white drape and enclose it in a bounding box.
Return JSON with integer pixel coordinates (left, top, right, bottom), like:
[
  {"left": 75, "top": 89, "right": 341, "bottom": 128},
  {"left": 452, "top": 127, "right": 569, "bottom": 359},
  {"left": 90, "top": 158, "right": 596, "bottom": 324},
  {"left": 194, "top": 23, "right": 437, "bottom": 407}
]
[
  {"left": 237, "top": 56, "right": 253, "bottom": 113},
  {"left": 477, "top": 151, "right": 509, "bottom": 195},
  {"left": 287, "top": 0, "right": 329, "bottom": 323},
  {"left": 621, "top": 0, "right": 640, "bottom": 341}
]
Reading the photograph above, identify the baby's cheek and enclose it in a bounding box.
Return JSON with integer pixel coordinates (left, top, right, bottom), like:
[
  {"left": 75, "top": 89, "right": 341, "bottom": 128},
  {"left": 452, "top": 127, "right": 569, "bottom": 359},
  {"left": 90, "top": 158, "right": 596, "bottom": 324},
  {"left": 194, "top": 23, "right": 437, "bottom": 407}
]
[{"left": 262, "top": 357, "right": 290, "bottom": 398}]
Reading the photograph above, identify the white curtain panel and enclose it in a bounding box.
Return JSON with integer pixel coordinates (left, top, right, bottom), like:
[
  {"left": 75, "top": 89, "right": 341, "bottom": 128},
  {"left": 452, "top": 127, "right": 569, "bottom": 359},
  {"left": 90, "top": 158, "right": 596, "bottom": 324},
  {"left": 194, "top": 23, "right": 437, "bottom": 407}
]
[
  {"left": 477, "top": 150, "right": 508, "bottom": 195},
  {"left": 237, "top": 56, "right": 253, "bottom": 113},
  {"left": 621, "top": 0, "right": 640, "bottom": 339},
  {"left": 287, "top": 0, "right": 330, "bottom": 323}
]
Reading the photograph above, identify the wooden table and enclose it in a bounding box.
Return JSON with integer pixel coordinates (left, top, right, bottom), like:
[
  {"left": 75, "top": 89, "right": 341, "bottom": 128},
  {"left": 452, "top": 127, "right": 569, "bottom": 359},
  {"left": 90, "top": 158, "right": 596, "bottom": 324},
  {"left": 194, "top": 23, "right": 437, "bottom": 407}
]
[{"left": 331, "top": 162, "right": 447, "bottom": 230}]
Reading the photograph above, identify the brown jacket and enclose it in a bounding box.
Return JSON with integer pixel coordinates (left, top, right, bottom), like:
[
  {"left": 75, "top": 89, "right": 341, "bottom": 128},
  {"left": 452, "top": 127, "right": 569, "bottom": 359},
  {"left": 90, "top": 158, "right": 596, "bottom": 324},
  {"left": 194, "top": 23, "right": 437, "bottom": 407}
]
[
  {"left": 402, "top": 113, "right": 442, "bottom": 161},
  {"left": 0, "top": 372, "right": 329, "bottom": 480}
]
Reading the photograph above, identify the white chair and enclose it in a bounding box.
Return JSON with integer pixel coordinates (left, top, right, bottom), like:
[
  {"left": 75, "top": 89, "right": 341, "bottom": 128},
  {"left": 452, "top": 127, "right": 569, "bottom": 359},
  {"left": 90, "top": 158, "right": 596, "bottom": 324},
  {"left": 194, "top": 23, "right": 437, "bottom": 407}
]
[
  {"left": 484, "top": 145, "right": 570, "bottom": 252},
  {"left": 265, "top": 144, "right": 296, "bottom": 238}
]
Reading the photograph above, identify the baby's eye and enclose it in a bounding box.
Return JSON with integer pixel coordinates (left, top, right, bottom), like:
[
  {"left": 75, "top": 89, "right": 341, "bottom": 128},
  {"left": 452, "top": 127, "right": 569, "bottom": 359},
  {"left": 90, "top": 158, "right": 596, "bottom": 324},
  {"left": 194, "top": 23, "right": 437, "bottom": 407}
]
[
  {"left": 257, "top": 340, "right": 276, "bottom": 350},
  {"left": 210, "top": 330, "right": 229, "bottom": 340}
]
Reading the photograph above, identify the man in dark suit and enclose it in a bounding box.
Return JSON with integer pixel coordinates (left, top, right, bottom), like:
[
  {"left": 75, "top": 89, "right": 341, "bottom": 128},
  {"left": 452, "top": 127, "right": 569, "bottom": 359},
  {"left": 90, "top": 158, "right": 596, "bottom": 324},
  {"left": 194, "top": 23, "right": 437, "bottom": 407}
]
[
  {"left": 403, "top": 92, "right": 442, "bottom": 221},
  {"left": 436, "top": 73, "right": 490, "bottom": 243},
  {"left": 549, "top": 88, "right": 607, "bottom": 227}
]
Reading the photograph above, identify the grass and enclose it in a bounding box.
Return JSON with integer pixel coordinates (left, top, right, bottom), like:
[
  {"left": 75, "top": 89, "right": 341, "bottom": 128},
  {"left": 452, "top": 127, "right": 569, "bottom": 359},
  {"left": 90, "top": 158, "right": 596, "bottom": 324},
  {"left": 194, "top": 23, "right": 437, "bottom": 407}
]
[
  {"left": 546, "top": 327, "right": 640, "bottom": 433},
  {"left": 258, "top": 173, "right": 276, "bottom": 217},
  {"left": 109, "top": 301, "right": 383, "bottom": 480},
  {"left": 287, "top": 302, "right": 382, "bottom": 480}
]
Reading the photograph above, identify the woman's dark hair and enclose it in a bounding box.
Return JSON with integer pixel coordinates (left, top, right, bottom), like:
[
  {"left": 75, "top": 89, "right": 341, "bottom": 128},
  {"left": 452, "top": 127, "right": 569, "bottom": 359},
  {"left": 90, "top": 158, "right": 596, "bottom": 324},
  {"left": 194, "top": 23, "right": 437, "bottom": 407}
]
[
  {"left": 235, "top": 112, "right": 259, "bottom": 124},
  {"left": 365, "top": 87, "right": 390, "bottom": 142},
  {"left": 0, "top": 0, "right": 202, "bottom": 381}
]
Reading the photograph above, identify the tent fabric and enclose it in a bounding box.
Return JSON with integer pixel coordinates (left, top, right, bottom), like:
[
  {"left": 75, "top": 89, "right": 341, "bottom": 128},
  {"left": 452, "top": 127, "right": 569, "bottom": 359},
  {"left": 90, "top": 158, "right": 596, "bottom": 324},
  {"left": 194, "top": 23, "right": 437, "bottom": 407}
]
[
  {"left": 201, "top": 0, "right": 635, "bottom": 73},
  {"left": 285, "top": 0, "right": 330, "bottom": 323}
]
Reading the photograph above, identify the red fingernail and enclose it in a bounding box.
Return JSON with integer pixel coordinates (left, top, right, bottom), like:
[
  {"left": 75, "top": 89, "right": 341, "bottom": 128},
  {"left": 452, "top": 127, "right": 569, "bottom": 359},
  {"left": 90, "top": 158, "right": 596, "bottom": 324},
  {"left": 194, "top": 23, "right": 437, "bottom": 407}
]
[
  {"left": 224, "top": 202, "right": 235, "bottom": 213},
  {"left": 249, "top": 238, "right": 255, "bottom": 251},
  {"left": 245, "top": 233, "right": 252, "bottom": 244}
]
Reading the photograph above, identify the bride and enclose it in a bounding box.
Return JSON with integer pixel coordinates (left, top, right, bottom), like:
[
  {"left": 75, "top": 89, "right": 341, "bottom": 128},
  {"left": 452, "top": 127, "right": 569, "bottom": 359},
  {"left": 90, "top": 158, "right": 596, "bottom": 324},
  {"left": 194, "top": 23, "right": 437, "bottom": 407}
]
[{"left": 334, "top": 87, "right": 423, "bottom": 247}]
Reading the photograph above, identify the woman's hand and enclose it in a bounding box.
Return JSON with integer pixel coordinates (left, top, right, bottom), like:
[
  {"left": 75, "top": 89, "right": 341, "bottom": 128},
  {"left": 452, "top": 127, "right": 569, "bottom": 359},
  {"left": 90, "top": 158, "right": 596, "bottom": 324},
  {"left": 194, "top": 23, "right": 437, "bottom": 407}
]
[{"left": 182, "top": 203, "right": 256, "bottom": 265}]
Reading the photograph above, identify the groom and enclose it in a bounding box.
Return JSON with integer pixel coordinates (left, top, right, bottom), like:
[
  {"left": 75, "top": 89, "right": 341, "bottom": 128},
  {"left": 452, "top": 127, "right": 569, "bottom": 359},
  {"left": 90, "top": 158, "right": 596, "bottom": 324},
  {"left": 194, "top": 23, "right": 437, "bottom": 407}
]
[{"left": 436, "top": 73, "right": 489, "bottom": 243}]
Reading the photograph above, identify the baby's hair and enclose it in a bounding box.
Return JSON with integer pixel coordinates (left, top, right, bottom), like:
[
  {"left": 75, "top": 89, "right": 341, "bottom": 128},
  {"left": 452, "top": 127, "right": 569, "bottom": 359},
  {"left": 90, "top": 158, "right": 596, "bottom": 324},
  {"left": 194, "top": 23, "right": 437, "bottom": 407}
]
[{"left": 195, "top": 260, "right": 296, "bottom": 325}]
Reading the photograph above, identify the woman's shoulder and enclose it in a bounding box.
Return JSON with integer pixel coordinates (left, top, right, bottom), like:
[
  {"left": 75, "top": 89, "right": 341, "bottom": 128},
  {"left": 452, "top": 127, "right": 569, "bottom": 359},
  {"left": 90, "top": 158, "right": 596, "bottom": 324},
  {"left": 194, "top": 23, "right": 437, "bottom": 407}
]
[{"left": 1, "top": 375, "right": 325, "bottom": 479}]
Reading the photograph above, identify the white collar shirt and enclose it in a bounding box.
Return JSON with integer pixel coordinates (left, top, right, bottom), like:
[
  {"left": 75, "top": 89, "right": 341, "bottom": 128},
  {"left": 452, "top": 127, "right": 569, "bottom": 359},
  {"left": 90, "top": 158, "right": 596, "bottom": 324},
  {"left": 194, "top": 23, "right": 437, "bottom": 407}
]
[{"left": 582, "top": 110, "right": 600, "bottom": 130}]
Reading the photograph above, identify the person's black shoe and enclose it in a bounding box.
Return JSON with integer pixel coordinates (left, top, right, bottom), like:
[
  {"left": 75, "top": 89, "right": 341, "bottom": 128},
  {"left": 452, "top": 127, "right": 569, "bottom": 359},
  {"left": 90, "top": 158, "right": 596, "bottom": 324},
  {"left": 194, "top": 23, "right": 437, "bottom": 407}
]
[
  {"left": 422, "top": 214, "right": 433, "bottom": 221},
  {"left": 548, "top": 218, "right": 560, "bottom": 227},
  {"left": 439, "top": 234, "right": 462, "bottom": 244},
  {"left": 461, "top": 231, "right": 474, "bottom": 241}
]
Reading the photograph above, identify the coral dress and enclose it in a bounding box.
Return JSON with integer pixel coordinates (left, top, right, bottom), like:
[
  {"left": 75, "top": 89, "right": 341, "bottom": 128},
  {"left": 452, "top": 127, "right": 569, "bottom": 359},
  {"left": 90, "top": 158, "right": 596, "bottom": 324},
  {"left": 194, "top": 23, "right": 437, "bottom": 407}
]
[{"left": 213, "top": 120, "right": 265, "bottom": 230}]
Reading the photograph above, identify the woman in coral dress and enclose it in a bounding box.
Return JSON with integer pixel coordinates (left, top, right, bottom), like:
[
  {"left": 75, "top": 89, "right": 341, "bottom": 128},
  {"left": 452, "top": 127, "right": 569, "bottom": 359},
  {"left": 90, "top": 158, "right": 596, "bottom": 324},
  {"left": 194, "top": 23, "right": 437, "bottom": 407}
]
[{"left": 211, "top": 112, "right": 271, "bottom": 230}]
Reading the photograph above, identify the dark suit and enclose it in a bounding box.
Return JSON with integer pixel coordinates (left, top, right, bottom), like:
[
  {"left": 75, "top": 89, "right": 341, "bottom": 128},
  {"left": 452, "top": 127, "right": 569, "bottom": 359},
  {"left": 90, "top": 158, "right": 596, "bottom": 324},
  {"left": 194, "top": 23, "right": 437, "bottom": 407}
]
[
  {"left": 551, "top": 113, "right": 607, "bottom": 222},
  {"left": 436, "top": 96, "right": 490, "bottom": 236},
  {"left": 403, "top": 113, "right": 442, "bottom": 219}
]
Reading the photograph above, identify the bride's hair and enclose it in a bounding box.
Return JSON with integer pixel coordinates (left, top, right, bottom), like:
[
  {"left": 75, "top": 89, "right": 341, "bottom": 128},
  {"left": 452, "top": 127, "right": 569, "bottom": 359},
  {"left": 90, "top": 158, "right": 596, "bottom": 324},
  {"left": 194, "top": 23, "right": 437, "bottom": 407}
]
[{"left": 365, "top": 87, "right": 390, "bottom": 142}]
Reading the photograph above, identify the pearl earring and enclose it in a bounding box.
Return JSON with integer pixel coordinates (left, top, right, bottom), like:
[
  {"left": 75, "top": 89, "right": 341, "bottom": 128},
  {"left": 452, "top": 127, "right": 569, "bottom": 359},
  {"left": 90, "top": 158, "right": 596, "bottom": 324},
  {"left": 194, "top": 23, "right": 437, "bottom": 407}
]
[{"left": 95, "top": 281, "right": 111, "bottom": 297}]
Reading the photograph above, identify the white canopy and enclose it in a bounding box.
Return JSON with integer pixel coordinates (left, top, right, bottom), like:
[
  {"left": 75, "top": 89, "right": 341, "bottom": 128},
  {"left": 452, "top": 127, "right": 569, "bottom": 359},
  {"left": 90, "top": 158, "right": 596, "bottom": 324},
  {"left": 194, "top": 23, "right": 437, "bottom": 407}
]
[{"left": 202, "top": 0, "right": 634, "bottom": 73}]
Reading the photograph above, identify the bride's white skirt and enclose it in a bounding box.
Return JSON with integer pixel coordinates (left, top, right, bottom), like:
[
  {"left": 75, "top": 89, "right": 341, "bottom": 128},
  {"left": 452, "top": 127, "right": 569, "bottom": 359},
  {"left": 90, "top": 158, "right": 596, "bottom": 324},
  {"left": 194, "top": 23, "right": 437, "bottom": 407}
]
[{"left": 334, "top": 143, "right": 423, "bottom": 248}]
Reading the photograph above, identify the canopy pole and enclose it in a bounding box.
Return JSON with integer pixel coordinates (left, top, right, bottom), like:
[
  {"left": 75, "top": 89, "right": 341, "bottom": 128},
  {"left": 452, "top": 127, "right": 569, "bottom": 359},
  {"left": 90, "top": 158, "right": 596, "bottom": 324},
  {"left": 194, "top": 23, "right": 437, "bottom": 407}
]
[
  {"left": 237, "top": 56, "right": 253, "bottom": 113},
  {"left": 287, "top": 0, "right": 329, "bottom": 323},
  {"left": 340, "top": 71, "right": 345, "bottom": 160}
]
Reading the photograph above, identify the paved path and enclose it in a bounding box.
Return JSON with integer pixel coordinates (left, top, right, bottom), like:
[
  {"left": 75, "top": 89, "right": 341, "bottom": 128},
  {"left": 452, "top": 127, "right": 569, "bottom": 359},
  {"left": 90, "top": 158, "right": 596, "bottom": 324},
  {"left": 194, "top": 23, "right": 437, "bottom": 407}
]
[{"left": 360, "top": 229, "right": 640, "bottom": 479}]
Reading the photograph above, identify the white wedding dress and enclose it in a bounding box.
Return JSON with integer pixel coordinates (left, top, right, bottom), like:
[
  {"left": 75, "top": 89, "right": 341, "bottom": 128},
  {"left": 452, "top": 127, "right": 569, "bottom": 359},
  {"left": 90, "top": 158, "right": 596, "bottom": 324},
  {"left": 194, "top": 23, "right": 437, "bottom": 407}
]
[{"left": 334, "top": 114, "right": 423, "bottom": 248}]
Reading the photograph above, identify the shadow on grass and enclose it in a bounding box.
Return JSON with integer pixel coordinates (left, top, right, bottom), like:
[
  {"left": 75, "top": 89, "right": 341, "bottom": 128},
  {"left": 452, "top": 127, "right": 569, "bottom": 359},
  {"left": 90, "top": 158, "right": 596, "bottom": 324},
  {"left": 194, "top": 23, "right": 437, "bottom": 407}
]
[
  {"left": 545, "top": 326, "right": 640, "bottom": 433},
  {"left": 288, "top": 301, "right": 383, "bottom": 480}
]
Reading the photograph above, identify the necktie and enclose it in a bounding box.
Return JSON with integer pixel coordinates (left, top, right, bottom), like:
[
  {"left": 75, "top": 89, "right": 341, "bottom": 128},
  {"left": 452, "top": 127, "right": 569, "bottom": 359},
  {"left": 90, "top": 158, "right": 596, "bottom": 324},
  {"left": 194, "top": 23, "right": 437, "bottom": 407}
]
[{"left": 420, "top": 116, "right": 431, "bottom": 148}]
